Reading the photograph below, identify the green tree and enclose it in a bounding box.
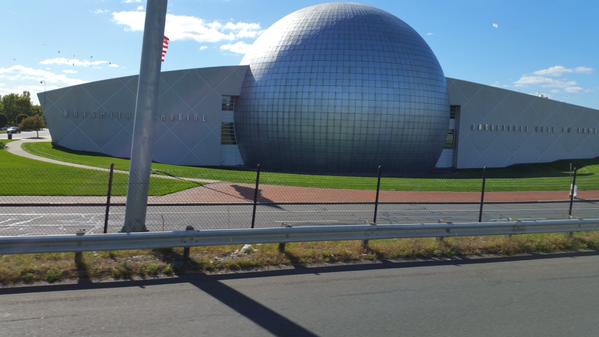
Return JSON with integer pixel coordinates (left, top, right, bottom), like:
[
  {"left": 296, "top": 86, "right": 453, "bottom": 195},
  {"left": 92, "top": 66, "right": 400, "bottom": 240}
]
[
  {"left": 16, "top": 113, "right": 29, "bottom": 124},
  {"left": 0, "top": 114, "right": 7, "bottom": 128},
  {"left": 31, "top": 105, "right": 43, "bottom": 116},
  {"left": 1, "top": 92, "right": 33, "bottom": 124},
  {"left": 19, "top": 115, "right": 45, "bottom": 138}
]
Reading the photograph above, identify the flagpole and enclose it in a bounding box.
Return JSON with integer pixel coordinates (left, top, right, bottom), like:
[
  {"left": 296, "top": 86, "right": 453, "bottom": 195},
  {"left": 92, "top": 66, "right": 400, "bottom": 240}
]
[{"left": 122, "top": 0, "right": 168, "bottom": 232}]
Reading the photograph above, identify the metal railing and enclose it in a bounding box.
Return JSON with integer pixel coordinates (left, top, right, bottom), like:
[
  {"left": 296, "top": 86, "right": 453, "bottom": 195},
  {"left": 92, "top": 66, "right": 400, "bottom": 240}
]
[{"left": 1, "top": 218, "right": 598, "bottom": 255}]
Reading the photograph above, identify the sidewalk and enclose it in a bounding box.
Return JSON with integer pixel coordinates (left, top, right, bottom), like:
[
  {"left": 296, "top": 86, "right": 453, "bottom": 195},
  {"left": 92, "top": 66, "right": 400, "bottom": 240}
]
[{"left": 4, "top": 139, "right": 217, "bottom": 184}]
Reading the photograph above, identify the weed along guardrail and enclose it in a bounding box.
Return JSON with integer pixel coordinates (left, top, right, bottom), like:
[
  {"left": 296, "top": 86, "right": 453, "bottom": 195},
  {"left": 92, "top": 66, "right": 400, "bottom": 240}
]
[{"left": 2, "top": 218, "right": 599, "bottom": 255}]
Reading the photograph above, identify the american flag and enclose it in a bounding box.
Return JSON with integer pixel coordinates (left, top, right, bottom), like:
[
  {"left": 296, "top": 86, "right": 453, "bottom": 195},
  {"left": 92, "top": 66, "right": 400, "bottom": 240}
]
[{"left": 161, "top": 36, "right": 170, "bottom": 63}]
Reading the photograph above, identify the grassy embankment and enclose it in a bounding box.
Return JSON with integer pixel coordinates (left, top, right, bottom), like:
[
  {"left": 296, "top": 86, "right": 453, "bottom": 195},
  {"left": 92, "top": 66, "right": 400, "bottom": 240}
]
[
  {"left": 0, "top": 140, "right": 198, "bottom": 196},
  {"left": 24, "top": 141, "right": 599, "bottom": 192},
  {"left": 3, "top": 233, "right": 599, "bottom": 285}
]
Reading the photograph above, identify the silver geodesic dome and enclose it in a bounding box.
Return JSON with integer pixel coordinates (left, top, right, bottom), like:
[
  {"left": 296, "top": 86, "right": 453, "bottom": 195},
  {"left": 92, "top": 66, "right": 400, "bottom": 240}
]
[{"left": 236, "top": 3, "right": 449, "bottom": 174}]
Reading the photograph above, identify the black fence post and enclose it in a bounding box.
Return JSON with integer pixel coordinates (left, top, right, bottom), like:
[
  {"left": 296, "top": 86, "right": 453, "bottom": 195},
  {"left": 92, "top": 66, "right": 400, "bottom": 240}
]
[
  {"left": 569, "top": 165, "right": 578, "bottom": 217},
  {"left": 478, "top": 166, "right": 487, "bottom": 222},
  {"left": 251, "top": 163, "right": 261, "bottom": 229},
  {"left": 103, "top": 163, "right": 115, "bottom": 234},
  {"left": 364, "top": 165, "right": 382, "bottom": 251},
  {"left": 373, "top": 165, "right": 382, "bottom": 223}
]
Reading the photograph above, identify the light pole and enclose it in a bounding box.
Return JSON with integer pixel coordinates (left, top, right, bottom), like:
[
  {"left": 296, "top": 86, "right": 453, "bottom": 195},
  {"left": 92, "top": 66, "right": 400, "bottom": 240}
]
[
  {"left": 39, "top": 80, "right": 47, "bottom": 136},
  {"left": 40, "top": 80, "right": 46, "bottom": 111},
  {"left": 122, "top": 0, "right": 168, "bottom": 232}
]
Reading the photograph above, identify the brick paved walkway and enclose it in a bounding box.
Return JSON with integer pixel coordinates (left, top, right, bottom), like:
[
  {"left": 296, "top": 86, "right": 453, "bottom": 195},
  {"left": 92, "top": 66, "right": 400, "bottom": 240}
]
[
  {"left": 2, "top": 182, "right": 598, "bottom": 205},
  {"left": 155, "top": 183, "right": 599, "bottom": 204}
]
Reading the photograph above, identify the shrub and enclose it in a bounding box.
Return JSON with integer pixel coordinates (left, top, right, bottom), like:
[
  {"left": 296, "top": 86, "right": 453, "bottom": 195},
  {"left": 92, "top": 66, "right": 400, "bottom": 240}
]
[
  {"left": 45, "top": 269, "right": 63, "bottom": 283},
  {"left": 18, "top": 115, "right": 45, "bottom": 138}
]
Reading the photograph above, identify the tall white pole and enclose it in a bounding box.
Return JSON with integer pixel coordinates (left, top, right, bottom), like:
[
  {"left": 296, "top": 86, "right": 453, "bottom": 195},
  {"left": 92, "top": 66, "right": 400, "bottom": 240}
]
[{"left": 122, "top": 0, "right": 168, "bottom": 232}]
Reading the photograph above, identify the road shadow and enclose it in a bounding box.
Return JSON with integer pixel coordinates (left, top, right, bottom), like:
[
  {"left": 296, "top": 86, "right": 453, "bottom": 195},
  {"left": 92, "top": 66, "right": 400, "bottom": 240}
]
[
  {"left": 182, "top": 273, "right": 318, "bottom": 337},
  {"left": 74, "top": 252, "right": 92, "bottom": 286},
  {"left": 152, "top": 248, "right": 318, "bottom": 337},
  {"left": 282, "top": 250, "right": 309, "bottom": 271}
]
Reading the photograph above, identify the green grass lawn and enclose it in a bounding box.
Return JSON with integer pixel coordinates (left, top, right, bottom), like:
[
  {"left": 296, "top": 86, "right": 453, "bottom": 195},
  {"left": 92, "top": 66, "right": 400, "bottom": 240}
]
[
  {"left": 0, "top": 140, "right": 198, "bottom": 196},
  {"left": 21, "top": 141, "right": 599, "bottom": 192}
]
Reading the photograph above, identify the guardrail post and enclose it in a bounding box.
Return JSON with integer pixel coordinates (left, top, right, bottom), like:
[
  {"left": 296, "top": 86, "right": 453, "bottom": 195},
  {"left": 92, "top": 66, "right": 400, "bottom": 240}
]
[
  {"left": 251, "top": 163, "right": 261, "bottom": 229},
  {"left": 103, "top": 163, "right": 115, "bottom": 234},
  {"left": 569, "top": 166, "right": 578, "bottom": 217},
  {"left": 183, "top": 225, "right": 194, "bottom": 259},
  {"left": 478, "top": 166, "right": 487, "bottom": 222},
  {"left": 278, "top": 223, "right": 290, "bottom": 253}
]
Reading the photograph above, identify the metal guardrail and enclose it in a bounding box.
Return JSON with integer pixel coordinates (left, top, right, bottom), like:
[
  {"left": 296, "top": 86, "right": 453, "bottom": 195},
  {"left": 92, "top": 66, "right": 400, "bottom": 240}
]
[{"left": 1, "top": 218, "right": 599, "bottom": 255}]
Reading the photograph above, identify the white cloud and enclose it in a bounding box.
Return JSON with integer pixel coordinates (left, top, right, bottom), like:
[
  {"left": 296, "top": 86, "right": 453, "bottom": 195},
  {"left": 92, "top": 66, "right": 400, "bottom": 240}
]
[
  {"left": 220, "top": 41, "right": 252, "bottom": 55},
  {"left": 514, "top": 75, "right": 584, "bottom": 93},
  {"left": 92, "top": 9, "right": 110, "bottom": 15},
  {"left": 136, "top": 5, "right": 144, "bottom": 11},
  {"left": 426, "top": 32, "right": 433, "bottom": 36},
  {"left": 40, "top": 57, "right": 119, "bottom": 68},
  {"left": 0, "top": 85, "right": 45, "bottom": 104},
  {"left": 533, "top": 65, "right": 594, "bottom": 77},
  {"left": 0, "top": 65, "right": 86, "bottom": 104},
  {"left": 111, "top": 11, "right": 261, "bottom": 43},
  {"left": 492, "top": 22, "right": 499, "bottom": 29},
  {"left": 124, "top": 0, "right": 142, "bottom": 3},
  {"left": 533, "top": 65, "right": 572, "bottom": 77},
  {"left": 574, "top": 66, "right": 594, "bottom": 74},
  {"left": 564, "top": 86, "right": 585, "bottom": 94},
  {"left": 0, "top": 65, "right": 84, "bottom": 86},
  {"left": 514, "top": 65, "right": 594, "bottom": 94},
  {"left": 62, "top": 69, "right": 78, "bottom": 74},
  {"left": 199, "top": 45, "right": 209, "bottom": 51}
]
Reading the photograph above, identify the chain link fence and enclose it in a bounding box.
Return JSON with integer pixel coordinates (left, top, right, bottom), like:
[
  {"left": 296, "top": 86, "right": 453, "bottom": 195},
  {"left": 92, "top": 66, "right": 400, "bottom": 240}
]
[{"left": 1, "top": 154, "right": 597, "bottom": 236}]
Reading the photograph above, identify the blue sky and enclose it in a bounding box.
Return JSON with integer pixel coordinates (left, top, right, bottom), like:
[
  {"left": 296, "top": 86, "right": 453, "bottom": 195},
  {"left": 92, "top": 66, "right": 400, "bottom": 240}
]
[{"left": 1, "top": 0, "right": 597, "bottom": 108}]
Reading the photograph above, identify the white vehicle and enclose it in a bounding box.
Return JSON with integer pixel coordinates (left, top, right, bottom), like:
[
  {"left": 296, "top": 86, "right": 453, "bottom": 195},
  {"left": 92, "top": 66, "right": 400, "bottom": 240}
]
[{"left": 6, "top": 126, "right": 20, "bottom": 134}]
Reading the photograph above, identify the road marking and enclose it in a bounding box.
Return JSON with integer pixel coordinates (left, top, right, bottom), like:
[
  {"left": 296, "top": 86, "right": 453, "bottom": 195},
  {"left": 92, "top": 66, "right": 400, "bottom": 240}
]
[
  {"left": 275, "top": 220, "right": 339, "bottom": 223},
  {"left": 5, "top": 215, "right": 45, "bottom": 227}
]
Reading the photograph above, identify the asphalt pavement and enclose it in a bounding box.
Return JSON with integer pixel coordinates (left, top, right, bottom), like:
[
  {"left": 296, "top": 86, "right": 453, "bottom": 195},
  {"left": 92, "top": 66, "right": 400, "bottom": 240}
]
[
  {"left": 3, "top": 253, "right": 599, "bottom": 337},
  {"left": 0, "top": 129, "right": 50, "bottom": 140},
  {"left": 1, "top": 201, "right": 598, "bottom": 235}
]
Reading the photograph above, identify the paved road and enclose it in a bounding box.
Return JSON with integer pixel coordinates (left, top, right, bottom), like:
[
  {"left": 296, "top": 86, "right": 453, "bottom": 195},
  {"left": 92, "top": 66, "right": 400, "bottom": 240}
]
[
  {"left": 3, "top": 254, "right": 599, "bottom": 337},
  {"left": 1, "top": 201, "right": 597, "bottom": 235},
  {"left": 0, "top": 129, "right": 50, "bottom": 140}
]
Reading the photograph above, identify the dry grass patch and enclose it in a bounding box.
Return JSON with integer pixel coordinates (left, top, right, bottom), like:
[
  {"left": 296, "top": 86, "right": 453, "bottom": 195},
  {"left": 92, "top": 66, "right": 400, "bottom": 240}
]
[{"left": 3, "top": 233, "right": 599, "bottom": 286}]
